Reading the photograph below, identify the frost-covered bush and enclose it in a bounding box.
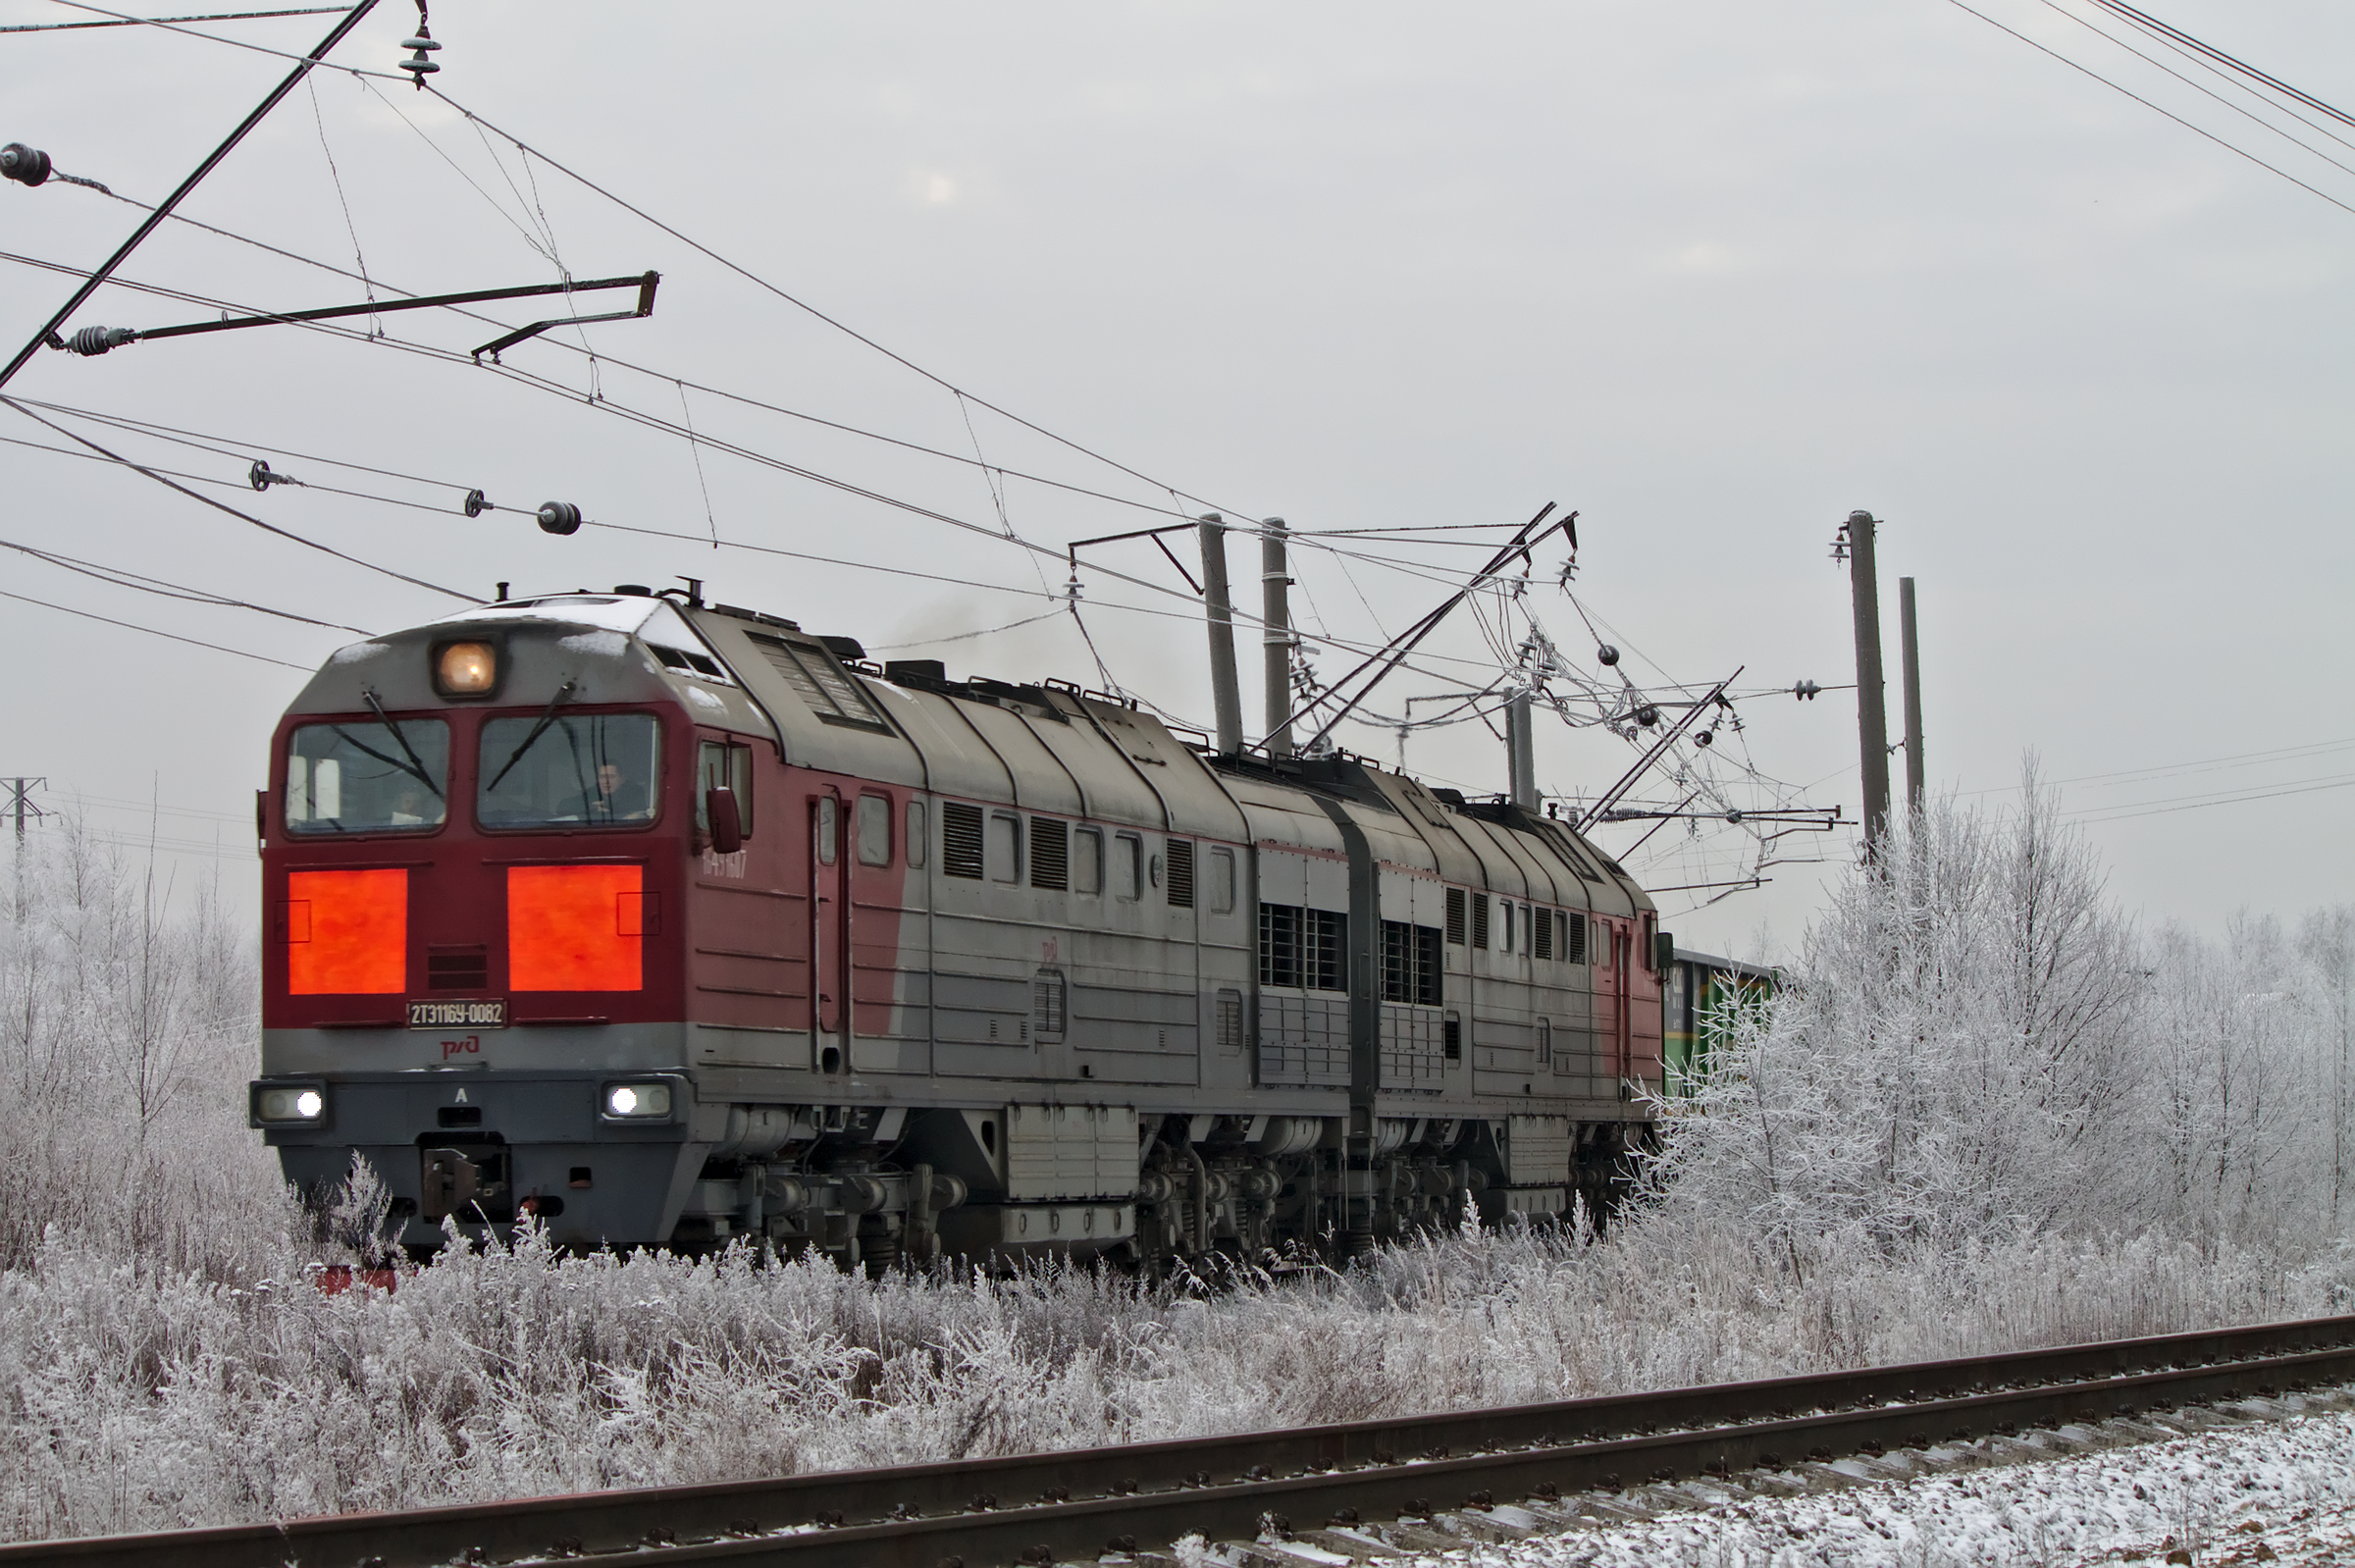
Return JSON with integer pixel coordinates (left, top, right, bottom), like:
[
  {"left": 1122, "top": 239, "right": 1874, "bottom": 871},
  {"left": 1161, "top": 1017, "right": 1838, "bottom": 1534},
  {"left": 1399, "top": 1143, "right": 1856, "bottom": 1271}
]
[{"left": 5, "top": 1217, "right": 2352, "bottom": 1542}]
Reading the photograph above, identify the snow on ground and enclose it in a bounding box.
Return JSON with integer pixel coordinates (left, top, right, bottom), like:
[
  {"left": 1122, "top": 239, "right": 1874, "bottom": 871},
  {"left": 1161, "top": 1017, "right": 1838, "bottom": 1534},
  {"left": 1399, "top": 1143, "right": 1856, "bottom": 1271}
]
[{"left": 1383, "top": 1408, "right": 2355, "bottom": 1567}]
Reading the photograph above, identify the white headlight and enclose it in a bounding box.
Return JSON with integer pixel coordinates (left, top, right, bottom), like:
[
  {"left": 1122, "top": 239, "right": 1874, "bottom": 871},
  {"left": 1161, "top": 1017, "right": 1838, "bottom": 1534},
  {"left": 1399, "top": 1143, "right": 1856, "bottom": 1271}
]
[
  {"left": 256, "top": 1085, "right": 326, "bottom": 1123},
  {"left": 604, "top": 1082, "right": 671, "bottom": 1119}
]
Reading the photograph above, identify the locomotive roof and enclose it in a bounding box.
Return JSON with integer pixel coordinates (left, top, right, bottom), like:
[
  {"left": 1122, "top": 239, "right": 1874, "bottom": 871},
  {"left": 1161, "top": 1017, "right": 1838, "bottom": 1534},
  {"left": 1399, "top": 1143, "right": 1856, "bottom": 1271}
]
[{"left": 286, "top": 591, "right": 1652, "bottom": 919}]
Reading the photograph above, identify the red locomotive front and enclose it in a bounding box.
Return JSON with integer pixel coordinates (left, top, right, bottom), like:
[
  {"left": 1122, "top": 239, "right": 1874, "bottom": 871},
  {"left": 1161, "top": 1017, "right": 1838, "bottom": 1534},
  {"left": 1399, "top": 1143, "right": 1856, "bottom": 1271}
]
[{"left": 252, "top": 588, "right": 782, "bottom": 1251}]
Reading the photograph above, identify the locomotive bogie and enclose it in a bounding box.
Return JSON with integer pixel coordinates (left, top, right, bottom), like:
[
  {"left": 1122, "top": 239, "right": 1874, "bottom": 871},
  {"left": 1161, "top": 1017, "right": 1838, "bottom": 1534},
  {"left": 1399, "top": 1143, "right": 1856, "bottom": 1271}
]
[{"left": 255, "top": 589, "right": 1666, "bottom": 1261}]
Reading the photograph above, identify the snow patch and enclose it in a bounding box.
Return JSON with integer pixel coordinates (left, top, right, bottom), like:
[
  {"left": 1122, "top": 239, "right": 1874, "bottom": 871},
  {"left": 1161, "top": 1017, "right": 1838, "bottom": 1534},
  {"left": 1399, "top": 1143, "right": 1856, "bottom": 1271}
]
[{"left": 556, "top": 630, "right": 628, "bottom": 658}]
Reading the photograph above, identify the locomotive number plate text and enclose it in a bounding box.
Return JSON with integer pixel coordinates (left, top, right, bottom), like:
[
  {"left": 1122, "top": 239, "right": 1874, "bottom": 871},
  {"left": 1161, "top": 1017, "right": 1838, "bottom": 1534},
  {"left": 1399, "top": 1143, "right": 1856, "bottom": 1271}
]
[{"left": 408, "top": 999, "right": 507, "bottom": 1029}]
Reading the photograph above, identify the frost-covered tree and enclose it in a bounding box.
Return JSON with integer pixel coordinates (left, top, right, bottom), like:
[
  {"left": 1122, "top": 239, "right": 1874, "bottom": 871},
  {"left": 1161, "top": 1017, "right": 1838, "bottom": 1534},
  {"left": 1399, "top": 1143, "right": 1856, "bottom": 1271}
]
[
  {"left": 1639, "top": 769, "right": 2153, "bottom": 1265},
  {"left": 1642, "top": 770, "right": 2355, "bottom": 1268},
  {"left": 0, "top": 811, "right": 286, "bottom": 1275},
  {"left": 2299, "top": 908, "right": 2355, "bottom": 1231}
]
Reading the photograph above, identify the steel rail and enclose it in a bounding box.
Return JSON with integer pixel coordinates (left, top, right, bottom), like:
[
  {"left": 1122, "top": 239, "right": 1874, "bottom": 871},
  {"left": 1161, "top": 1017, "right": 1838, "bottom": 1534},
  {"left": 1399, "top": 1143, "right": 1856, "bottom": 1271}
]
[{"left": 7, "top": 1312, "right": 2353, "bottom": 1568}]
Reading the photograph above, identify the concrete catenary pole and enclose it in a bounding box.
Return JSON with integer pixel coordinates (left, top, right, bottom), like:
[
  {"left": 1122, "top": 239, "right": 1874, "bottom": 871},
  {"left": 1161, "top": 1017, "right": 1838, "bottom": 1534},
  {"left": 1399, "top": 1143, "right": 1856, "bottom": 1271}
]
[
  {"left": 1506, "top": 690, "right": 1538, "bottom": 811},
  {"left": 1846, "top": 511, "right": 1891, "bottom": 853},
  {"left": 1899, "top": 576, "right": 1924, "bottom": 813},
  {"left": 1261, "top": 517, "right": 1293, "bottom": 759},
  {"left": 1198, "top": 514, "right": 1243, "bottom": 756}
]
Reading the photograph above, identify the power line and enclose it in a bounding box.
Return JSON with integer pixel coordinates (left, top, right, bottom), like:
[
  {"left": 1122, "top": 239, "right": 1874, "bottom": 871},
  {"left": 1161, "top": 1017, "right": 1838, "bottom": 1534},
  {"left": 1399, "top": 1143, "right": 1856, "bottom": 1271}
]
[
  {"left": 8, "top": 207, "right": 1494, "bottom": 624},
  {"left": 1959, "top": 735, "right": 2355, "bottom": 798},
  {"left": 2067, "top": 770, "right": 2355, "bottom": 824},
  {"left": 11, "top": 389, "right": 1518, "bottom": 695},
  {"left": 2033, "top": 0, "right": 2355, "bottom": 183},
  {"left": 0, "top": 531, "right": 371, "bottom": 633},
  {"left": 0, "top": 7, "right": 340, "bottom": 31},
  {"left": 1, "top": 398, "right": 474, "bottom": 601},
  {"left": 0, "top": 0, "right": 384, "bottom": 391},
  {"left": 2085, "top": 0, "right": 2355, "bottom": 134},
  {"left": 1941, "top": 0, "right": 2355, "bottom": 219},
  {"left": 3, "top": 68, "right": 1615, "bottom": 706},
  {"left": 0, "top": 585, "right": 313, "bottom": 668},
  {"left": 37, "top": 0, "right": 409, "bottom": 80},
  {"left": 426, "top": 85, "right": 1258, "bottom": 524}
]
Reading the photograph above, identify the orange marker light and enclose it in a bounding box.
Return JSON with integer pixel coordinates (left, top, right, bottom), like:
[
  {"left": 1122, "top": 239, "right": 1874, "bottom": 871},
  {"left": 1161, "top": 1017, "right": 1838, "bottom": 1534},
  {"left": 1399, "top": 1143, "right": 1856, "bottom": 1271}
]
[
  {"left": 435, "top": 641, "right": 497, "bottom": 696},
  {"left": 508, "top": 864, "right": 645, "bottom": 991},
  {"left": 286, "top": 868, "right": 407, "bottom": 994}
]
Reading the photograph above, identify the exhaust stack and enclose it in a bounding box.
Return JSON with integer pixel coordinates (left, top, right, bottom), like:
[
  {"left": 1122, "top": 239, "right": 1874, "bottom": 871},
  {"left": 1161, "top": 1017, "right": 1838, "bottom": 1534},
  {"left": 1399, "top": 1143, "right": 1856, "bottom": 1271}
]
[
  {"left": 1262, "top": 516, "right": 1293, "bottom": 758},
  {"left": 1507, "top": 689, "right": 1537, "bottom": 811},
  {"left": 1198, "top": 514, "right": 1243, "bottom": 756}
]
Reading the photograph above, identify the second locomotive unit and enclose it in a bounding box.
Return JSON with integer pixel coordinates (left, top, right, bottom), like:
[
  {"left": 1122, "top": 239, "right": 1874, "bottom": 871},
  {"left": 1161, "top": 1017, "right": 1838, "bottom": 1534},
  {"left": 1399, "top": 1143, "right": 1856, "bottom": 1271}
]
[{"left": 251, "top": 585, "right": 1665, "bottom": 1263}]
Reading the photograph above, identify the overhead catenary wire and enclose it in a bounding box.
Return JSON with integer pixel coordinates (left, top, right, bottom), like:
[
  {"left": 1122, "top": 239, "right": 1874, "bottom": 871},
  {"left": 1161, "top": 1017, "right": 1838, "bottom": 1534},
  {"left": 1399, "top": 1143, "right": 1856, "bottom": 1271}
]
[
  {"left": 0, "top": 585, "right": 313, "bottom": 668},
  {"left": 1941, "top": 0, "right": 2355, "bottom": 220},
  {"left": 422, "top": 84, "right": 1261, "bottom": 524},
  {"left": 5, "top": 183, "right": 1496, "bottom": 614},
  {"left": 0, "top": 532, "right": 371, "bottom": 633},
  {"left": 3, "top": 9, "right": 1846, "bottom": 906},
  {"left": 2085, "top": 0, "right": 2355, "bottom": 134},
  {"left": 2030, "top": 0, "right": 2355, "bottom": 183},
  {"left": 0, "top": 6, "right": 340, "bottom": 30},
  {"left": 0, "top": 0, "right": 384, "bottom": 392},
  {"left": 13, "top": 32, "right": 1777, "bottom": 786},
  {"left": 1, "top": 397, "right": 473, "bottom": 601},
  {"left": 2066, "top": 770, "right": 2355, "bottom": 824}
]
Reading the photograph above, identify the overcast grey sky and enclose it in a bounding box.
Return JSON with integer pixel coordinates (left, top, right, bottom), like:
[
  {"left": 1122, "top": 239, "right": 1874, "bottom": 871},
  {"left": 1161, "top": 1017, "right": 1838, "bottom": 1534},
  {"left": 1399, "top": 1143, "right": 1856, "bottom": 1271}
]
[{"left": 1, "top": 0, "right": 2348, "bottom": 956}]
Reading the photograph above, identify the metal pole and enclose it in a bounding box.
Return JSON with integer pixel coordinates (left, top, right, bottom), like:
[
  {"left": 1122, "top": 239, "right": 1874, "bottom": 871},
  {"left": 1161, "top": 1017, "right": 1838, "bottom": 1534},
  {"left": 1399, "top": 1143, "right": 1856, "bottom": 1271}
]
[
  {"left": 0, "top": 0, "right": 381, "bottom": 392},
  {"left": 1197, "top": 515, "right": 1243, "bottom": 757},
  {"left": 1846, "top": 511, "right": 1891, "bottom": 853},
  {"left": 1507, "top": 690, "right": 1537, "bottom": 811},
  {"left": 1899, "top": 576, "right": 1924, "bottom": 813},
  {"left": 1261, "top": 517, "right": 1293, "bottom": 759}
]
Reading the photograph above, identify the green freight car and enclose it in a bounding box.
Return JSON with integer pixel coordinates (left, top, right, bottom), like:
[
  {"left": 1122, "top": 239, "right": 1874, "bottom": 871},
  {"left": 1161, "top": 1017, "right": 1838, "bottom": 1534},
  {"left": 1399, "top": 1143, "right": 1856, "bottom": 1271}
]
[{"left": 1660, "top": 947, "right": 1777, "bottom": 1094}]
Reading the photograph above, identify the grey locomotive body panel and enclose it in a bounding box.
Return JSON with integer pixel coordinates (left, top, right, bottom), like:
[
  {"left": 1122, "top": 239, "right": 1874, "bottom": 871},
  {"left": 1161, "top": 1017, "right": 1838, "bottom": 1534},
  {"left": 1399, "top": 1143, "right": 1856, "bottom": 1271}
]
[{"left": 258, "top": 593, "right": 1663, "bottom": 1255}]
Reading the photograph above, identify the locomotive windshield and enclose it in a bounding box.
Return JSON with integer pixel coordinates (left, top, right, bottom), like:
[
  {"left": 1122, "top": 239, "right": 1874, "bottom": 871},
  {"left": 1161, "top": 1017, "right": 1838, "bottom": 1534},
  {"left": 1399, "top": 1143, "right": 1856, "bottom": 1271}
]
[
  {"left": 285, "top": 719, "right": 449, "bottom": 834},
  {"left": 478, "top": 712, "right": 662, "bottom": 828}
]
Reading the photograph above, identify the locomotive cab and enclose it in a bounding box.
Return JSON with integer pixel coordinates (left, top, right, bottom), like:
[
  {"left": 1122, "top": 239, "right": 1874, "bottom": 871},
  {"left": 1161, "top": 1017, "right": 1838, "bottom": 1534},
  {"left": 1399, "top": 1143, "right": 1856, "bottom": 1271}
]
[{"left": 255, "top": 590, "right": 773, "bottom": 1251}]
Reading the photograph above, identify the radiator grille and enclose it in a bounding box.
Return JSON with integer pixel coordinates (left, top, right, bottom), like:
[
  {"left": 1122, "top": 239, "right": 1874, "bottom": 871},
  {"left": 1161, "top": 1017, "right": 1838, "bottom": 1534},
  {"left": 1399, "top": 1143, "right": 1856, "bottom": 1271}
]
[
  {"left": 1029, "top": 817, "right": 1069, "bottom": 890},
  {"left": 1165, "top": 839, "right": 1194, "bottom": 908},
  {"left": 426, "top": 947, "right": 488, "bottom": 992},
  {"left": 942, "top": 802, "right": 984, "bottom": 880}
]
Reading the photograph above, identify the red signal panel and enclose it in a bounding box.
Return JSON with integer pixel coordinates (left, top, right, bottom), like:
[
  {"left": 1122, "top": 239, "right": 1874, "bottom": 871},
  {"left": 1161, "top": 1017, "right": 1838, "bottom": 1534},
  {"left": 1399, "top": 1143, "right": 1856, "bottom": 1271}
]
[
  {"left": 508, "top": 864, "right": 645, "bottom": 992},
  {"left": 286, "top": 868, "right": 408, "bottom": 995}
]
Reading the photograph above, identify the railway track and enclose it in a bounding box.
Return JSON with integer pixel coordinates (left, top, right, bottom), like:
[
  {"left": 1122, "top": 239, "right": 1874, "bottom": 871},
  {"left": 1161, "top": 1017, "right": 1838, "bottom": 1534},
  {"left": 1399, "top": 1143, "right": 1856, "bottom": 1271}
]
[{"left": 9, "top": 1313, "right": 2354, "bottom": 1568}]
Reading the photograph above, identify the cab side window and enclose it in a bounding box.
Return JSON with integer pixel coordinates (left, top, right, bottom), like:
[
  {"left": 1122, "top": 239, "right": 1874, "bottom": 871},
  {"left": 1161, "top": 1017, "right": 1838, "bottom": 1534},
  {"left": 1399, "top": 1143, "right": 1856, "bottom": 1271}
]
[
  {"left": 1208, "top": 848, "right": 1236, "bottom": 915},
  {"left": 696, "top": 740, "right": 755, "bottom": 836},
  {"left": 857, "top": 794, "right": 892, "bottom": 866},
  {"left": 1113, "top": 833, "right": 1142, "bottom": 901},
  {"left": 986, "top": 812, "right": 1021, "bottom": 883}
]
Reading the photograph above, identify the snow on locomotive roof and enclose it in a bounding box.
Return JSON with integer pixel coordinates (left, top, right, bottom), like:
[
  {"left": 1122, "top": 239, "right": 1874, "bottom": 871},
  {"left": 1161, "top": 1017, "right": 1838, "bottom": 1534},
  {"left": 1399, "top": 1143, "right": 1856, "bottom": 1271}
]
[{"left": 430, "top": 594, "right": 677, "bottom": 635}]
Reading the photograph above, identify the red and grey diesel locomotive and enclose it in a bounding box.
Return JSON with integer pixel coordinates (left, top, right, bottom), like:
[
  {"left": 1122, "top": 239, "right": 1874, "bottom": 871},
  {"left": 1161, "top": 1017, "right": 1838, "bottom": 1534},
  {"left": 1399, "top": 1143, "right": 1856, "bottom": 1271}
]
[{"left": 251, "top": 586, "right": 1665, "bottom": 1262}]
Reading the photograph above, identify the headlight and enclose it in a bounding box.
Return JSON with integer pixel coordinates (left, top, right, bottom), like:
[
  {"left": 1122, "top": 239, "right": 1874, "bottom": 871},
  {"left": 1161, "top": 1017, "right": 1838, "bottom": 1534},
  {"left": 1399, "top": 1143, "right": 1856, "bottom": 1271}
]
[
  {"left": 253, "top": 1082, "right": 327, "bottom": 1124},
  {"left": 603, "top": 1081, "right": 672, "bottom": 1120},
  {"left": 434, "top": 641, "right": 497, "bottom": 697}
]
